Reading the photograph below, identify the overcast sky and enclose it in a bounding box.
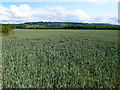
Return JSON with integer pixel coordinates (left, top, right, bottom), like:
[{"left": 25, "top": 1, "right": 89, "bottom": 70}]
[{"left": 0, "top": 0, "right": 119, "bottom": 24}]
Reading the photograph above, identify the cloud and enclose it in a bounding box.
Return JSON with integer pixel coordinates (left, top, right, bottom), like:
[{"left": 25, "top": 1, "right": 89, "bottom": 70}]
[
  {"left": 9, "top": 4, "right": 32, "bottom": 18},
  {"left": 0, "top": 4, "right": 118, "bottom": 24},
  {"left": 0, "top": 5, "right": 11, "bottom": 21},
  {"left": 31, "top": 6, "right": 89, "bottom": 22},
  {"left": 0, "top": 4, "right": 89, "bottom": 23},
  {"left": 87, "top": 14, "right": 118, "bottom": 24}
]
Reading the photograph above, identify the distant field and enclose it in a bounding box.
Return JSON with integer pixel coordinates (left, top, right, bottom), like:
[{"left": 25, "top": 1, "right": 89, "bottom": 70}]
[{"left": 2, "top": 29, "right": 119, "bottom": 88}]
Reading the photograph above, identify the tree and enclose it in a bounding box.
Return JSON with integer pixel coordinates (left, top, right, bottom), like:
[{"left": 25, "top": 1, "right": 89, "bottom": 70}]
[{"left": 2, "top": 24, "right": 15, "bottom": 34}]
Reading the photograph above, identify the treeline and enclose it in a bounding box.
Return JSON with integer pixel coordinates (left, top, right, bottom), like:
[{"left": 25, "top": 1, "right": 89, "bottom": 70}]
[
  {"left": 12, "top": 22, "right": 120, "bottom": 30},
  {"left": 15, "top": 25, "right": 120, "bottom": 30},
  {"left": 2, "top": 22, "right": 119, "bottom": 30},
  {"left": 14, "top": 22, "right": 70, "bottom": 29},
  {"left": 61, "top": 25, "right": 120, "bottom": 30}
]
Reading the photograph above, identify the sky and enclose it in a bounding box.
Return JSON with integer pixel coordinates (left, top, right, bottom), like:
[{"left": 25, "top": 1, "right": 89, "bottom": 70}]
[{"left": 0, "top": 0, "right": 119, "bottom": 25}]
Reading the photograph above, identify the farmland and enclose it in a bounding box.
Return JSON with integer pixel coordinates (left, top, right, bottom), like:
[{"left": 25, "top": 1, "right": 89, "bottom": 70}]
[{"left": 2, "top": 29, "right": 119, "bottom": 88}]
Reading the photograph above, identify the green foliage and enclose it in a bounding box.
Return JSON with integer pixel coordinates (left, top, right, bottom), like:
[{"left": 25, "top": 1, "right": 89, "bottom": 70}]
[
  {"left": 62, "top": 25, "right": 120, "bottom": 30},
  {"left": 13, "top": 22, "right": 119, "bottom": 30},
  {"left": 2, "top": 24, "right": 15, "bottom": 34},
  {"left": 2, "top": 30, "right": 119, "bottom": 88}
]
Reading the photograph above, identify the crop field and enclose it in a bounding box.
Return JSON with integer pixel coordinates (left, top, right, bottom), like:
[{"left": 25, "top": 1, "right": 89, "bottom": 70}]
[{"left": 2, "top": 29, "right": 119, "bottom": 88}]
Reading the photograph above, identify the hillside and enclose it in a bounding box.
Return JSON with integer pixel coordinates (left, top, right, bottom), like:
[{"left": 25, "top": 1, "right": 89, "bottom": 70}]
[
  {"left": 13, "top": 22, "right": 116, "bottom": 29},
  {"left": 1, "top": 22, "right": 119, "bottom": 30}
]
